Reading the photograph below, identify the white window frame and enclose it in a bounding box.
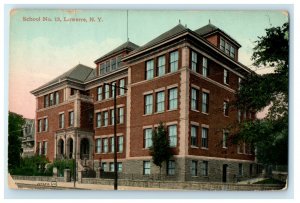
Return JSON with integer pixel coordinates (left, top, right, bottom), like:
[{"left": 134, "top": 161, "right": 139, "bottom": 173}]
[
  {"left": 191, "top": 160, "right": 198, "bottom": 176},
  {"left": 191, "top": 125, "right": 198, "bottom": 147},
  {"left": 118, "top": 136, "right": 123, "bottom": 153},
  {"left": 43, "top": 141, "right": 48, "bottom": 155},
  {"left": 96, "top": 138, "right": 101, "bottom": 153},
  {"left": 44, "top": 118, "right": 48, "bottom": 131},
  {"left": 144, "top": 128, "right": 153, "bottom": 149},
  {"left": 97, "top": 86, "right": 102, "bottom": 101},
  {"left": 117, "top": 162, "right": 123, "bottom": 172},
  {"left": 191, "top": 88, "right": 198, "bottom": 110},
  {"left": 111, "top": 82, "right": 116, "bottom": 98},
  {"left": 224, "top": 69, "right": 229, "bottom": 84},
  {"left": 105, "top": 84, "right": 110, "bottom": 99},
  {"left": 168, "top": 125, "right": 177, "bottom": 147},
  {"left": 202, "top": 161, "right": 208, "bottom": 176},
  {"left": 157, "top": 55, "right": 166, "bottom": 76},
  {"left": 223, "top": 130, "right": 229, "bottom": 148},
  {"left": 118, "top": 107, "right": 124, "bottom": 124},
  {"left": 119, "top": 79, "right": 125, "bottom": 95},
  {"left": 202, "top": 57, "right": 208, "bottom": 77},
  {"left": 191, "top": 51, "right": 198, "bottom": 72},
  {"left": 201, "top": 127, "right": 208, "bottom": 148},
  {"left": 111, "top": 109, "right": 115, "bottom": 125},
  {"left": 146, "top": 60, "right": 154, "bottom": 80},
  {"left": 202, "top": 92, "right": 209, "bottom": 113},
  {"left": 143, "top": 161, "right": 151, "bottom": 175},
  {"left": 145, "top": 94, "right": 153, "bottom": 114},
  {"left": 168, "top": 88, "right": 178, "bottom": 110},
  {"left": 167, "top": 160, "right": 175, "bottom": 175},
  {"left": 224, "top": 101, "right": 229, "bottom": 116},
  {"left": 103, "top": 138, "right": 108, "bottom": 153},
  {"left": 110, "top": 137, "right": 115, "bottom": 153},
  {"left": 156, "top": 91, "right": 165, "bottom": 112},
  {"left": 170, "top": 51, "right": 179, "bottom": 72},
  {"left": 96, "top": 112, "right": 101, "bottom": 128},
  {"left": 59, "top": 113, "right": 65, "bottom": 129},
  {"left": 103, "top": 111, "right": 108, "bottom": 126},
  {"left": 69, "top": 111, "right": 74, "bottom": 127},
  {"left": 55, "top": 92, "right": 59, "bottom": 105}
]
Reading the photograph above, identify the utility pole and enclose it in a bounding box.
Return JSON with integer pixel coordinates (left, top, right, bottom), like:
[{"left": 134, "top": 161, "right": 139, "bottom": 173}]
[{"left": 103, "top": 82, "right": 127, "bottom": 190}]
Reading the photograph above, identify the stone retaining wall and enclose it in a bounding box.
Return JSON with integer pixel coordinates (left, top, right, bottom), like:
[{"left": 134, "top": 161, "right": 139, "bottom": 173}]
[
  {"left": 12, "top": 175, "right": 64, "bottom": 182},
  {"left": 81, "top": 178, "right": 285, "bottom": 191}
]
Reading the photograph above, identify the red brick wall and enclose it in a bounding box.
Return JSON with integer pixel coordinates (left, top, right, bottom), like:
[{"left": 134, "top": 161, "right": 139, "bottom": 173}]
[
  {"left": 188, "top": 74, "right": 254, "bottom": 161},
  {"left": 130, "top": 71, "right": 181, "bottom": 157},
  {"left": 80, "top": 102, "right": 94, "bottom": 131},
  {"left": 37, "top": 89, "right": 64, "bottom": 110},
  {"left": 205, "top": 34, "right": 218, "bottom": 47},
  {"left": 36, "top": 102, "right": 74, "bottom": 161}
]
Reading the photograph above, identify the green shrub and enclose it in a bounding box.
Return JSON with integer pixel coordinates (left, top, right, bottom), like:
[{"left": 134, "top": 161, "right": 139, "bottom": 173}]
[{"left": 52, "top": 159, "right": 75, "bottom": 177}]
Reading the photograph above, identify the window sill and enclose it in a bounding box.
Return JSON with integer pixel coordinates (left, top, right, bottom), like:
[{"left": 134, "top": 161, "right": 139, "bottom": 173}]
[
  {"left": 201, "top": 147, "right": 208, "bottom": 150},
  {"left": 191, "top": 146, "right": 199, "bottom": 149},
  {"left": 223, "top": 147, "right": 228, "bottom": 149},
  {"left": 154, "top": 111, "right": 165, "bottom": 115},
  {"left": 167, "top": 109, "right": 178, "bottom": 112},
  {"left": 143, "top": 113, "right": 153, "bottom": 116},
  {"left": 202, "top": 112, "right": 209, "bottom": 115},
  {"left": 191, "top": 109, "right": 200, "bottom": 113},
  {"left": 224, "top": 115, "right": 229, "bottom": 118}
]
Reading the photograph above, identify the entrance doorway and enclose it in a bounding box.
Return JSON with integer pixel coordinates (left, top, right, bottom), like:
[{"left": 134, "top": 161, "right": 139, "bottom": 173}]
[
  {"left": 222, "top": 164, "right": 228, "bottom": 182},
  {"left": 80, "top": 138, "right": 89, "bottom": 160},
  {"left": 67, "top": 138, "right": 73, "bottom": 159}
]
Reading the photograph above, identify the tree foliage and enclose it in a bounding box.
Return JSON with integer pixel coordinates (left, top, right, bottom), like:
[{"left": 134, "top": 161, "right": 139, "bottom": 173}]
[
  {"left": 235, "top": 22, "right": 288, "bottom": 165},
  {"left": 149, "top": 122, "right": 173, "bottom": 170},
  {"left": 8, "top": 111, "right": 25, "bottom": 171}
]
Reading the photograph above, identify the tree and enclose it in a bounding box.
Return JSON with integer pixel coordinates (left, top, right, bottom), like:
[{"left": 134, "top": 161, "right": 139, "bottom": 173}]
[
  {"left": 8, "top": 111, "right": 25, "bottom": 171},
  {"left": 234, "top": 22, "right": 288, "bottom": 166},
  {"left": 149, "top": 122, "right": 173, "bottom": 176}
]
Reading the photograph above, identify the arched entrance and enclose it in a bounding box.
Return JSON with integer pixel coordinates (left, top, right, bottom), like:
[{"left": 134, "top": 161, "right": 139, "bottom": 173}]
[
  {"left": 67, "top": 138, "right": 74, "bottom": 159},
  {"left": 57, "top": 139, "right": 64, "bottom": 158},
  {"left": 80, "top": 138, "right": 89, "bottom": 160}
]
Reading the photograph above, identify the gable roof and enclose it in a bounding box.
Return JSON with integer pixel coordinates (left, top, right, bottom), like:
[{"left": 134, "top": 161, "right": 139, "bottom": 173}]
[
  {"left": 31, "top": 64, "right": 93, "bottom": 94},
  {"left": 194, "top": 23, "right": 241, "bottom": 48},
  {"left": 94, "top": 41, "right": 139, "bottom": 63},
  {"left": 131, "top": 24, "right": 188, "bottom": 54}
]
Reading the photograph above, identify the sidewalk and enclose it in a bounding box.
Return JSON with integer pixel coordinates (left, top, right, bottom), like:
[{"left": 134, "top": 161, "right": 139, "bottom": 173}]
[{"left": 12, "top": 179, "right": 174, "bottom": 190}]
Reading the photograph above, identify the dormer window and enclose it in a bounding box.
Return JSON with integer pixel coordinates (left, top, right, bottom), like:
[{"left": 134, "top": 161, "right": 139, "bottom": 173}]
[{"left": 220, "top": 37, "right": 236, "bottom": 59}]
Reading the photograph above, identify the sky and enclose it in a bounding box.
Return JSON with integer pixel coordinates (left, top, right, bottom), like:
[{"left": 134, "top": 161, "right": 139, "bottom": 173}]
[{"left": 9, "top": 9, "right": 288, "bottom": 119}]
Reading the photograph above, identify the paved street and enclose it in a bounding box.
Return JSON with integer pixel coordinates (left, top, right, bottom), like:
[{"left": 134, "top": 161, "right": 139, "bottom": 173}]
[{"left": 11, "top": 179, "right": 175, "bottom": 191}]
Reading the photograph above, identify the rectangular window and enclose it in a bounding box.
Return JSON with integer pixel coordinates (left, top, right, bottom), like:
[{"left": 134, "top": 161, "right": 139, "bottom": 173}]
[
  {"left": 38, "top": 142, "right": 42, "bottom": 155},
  {"left": 110, "top": 163, "right": 114, "bottom": 172},
  {"left": 191, "top": 160, "right": 198, "bottom": 176},
  {"left": 118, "top": 136, "right": 123, "bottom": 153},
  {"left": 167, "top": 160, "right": 175, "bottom": 175},
  {"left": 118, "top": 107, "right": 124, "bottom": 124},
  {"left": 224, "top": 101, "right": 229, "bottom": 116},
  {"left": 223, "top": 131, "right": 229, "bottom": 148},
  {"left": 43, "top": 118, "right": 48, "bottom": 131},
  {"left": 105, "top": 84, "right": 110, "bottom": 99},
  {"left": 106, "top": 61, "right": 110, "bottom": 73},
  {"left": 38, "top": 119, "right": 42, "bottom": 132},
  {"left": 143, "top": 161, "right": 151, "bottom": 175},
  {"left": 96, "top": 112, "right": 101, "bottom": 127},
  {"left": 157, "top": 56, "right": 165, "bottom": 76},
  {"left": 145, "top": 94, "right": 153, "bottom": 114},
  {"left": 191, "top": 88, "right": 199, "bottom": 110},
  {"left": 220, "top": 38, "right": 225, "bottom": 51},
  {"left": 100, "top": 63, "right": 105, "bottom": 75},
  {"left": 202, "top": 92, "right": 209, "bottom": 113},
  {"left": 224, "top": 69, "right": 229, "bottom": 84},
  {"left": 168, "top": 125, "right": 177, "bottom": 147},
  {"left": 170, "top": 51, "right": 179, "bottom": 72},
  {"left": 156, "top": 91, "right": 165, "bottom": 112},
  {"left": 202, "top": 161, "right": 208, "bottom": 176},
  {"left": 146, "top": 60, "right": 154, "bottom": 80},
  {"left": 202, "top": 57, "right": 208, "bottom": 77},
  {"left": 59, "top": 113, "right": 64, "bottom": 128},
  {"left": 69, "top": 111, "right": 74, "bottom": 127},
  {"left": 230, "top": 46, "right": 235, "bottom": 58},
  {"left": 238, "top": 110, "right": 241, "bottom": 123},
  {"left": 225, "top": 42, "right": 230, "bottom": 55},
  {"left": 44, "top": 95, "right": 49, "bottom": 107},
  {"left": 168, "top": 88, "right": 178, "bottom": 110},
  {"left": 103, "top": 138, "right": 108, "bottom": 153},
  {"left": 191, "top": 51, "right": 198, "bottom": 72},
  {"left": 110, "top": 137, "right": 114, "bottom": 153},
  {"left": 95, "top": 138, "right": 101, "bottom": 153},
  {"left": 144, "top": 128, "right": 153, "bottom": 148},
  {"left": 55, "top": 92, "right": 59, "bottom": 105},
  {"left": 111, "top": 58, "right": 116, "bottom": 70},
  {"left": 43, "top": 141, "right": 48, "bottom": 155},
  {"left": 239, "top": 163, "right": 243, "bottom": 176},
  {"left": 238, "top": 78, "right": 242, "bottom": 90},
  {"left": 111, "top": 109, "right": 115, "bottom": 125},
  {"left": 117, "top": 163, "right": 123, "bottom": 172},
  {"left": 117, "top": 55, "right": 122, "bottom": 68},
  {"left": 191, "top": 125, "right": 198, "bottom": 146},
  {"left": 49, "top": 93, "right": 54, "bottom": 106},
  {"left": 97, "top": 86, "right": 102, "bottom": 101},
  {"left": 103, "top": 111, "right": 108, "bottom": 126},
  {"left": 201, "top": 127, "right": 208, "bottom": 148},
  {"left": 111, "top": 82, "right": 116, "bottom": 98},
  {"left": 102, "top": 162, "right": 107, "bottom": 171},
  {"left": 119, "top": 79, "right": 125, "bottom": 95}
]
